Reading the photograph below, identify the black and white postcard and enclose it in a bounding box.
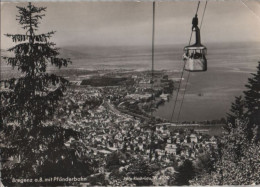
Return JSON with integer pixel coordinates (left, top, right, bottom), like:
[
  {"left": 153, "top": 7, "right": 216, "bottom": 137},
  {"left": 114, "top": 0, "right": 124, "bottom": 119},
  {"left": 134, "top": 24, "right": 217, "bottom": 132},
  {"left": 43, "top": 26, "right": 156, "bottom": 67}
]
[{"left": 1, "top": 1, "right": 260, "bottom": 186}]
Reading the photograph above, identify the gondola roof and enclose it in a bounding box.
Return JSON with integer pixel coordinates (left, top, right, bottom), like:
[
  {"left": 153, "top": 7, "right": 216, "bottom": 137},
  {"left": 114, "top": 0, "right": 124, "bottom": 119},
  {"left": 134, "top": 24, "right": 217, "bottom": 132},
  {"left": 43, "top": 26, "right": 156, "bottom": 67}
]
[{"left": 184, "top": 44, "right": 207, "bottom": 50}]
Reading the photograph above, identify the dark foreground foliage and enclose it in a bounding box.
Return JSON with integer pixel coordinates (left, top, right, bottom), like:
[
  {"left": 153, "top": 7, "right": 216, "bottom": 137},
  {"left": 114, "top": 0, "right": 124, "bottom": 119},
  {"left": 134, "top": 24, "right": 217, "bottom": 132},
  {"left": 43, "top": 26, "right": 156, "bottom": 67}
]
[
  {"left": 0, "top": 3, "right": 93, "bottom": 186},
  {"left": 191, "top": 62, "right": 260, "bottom": 185}
]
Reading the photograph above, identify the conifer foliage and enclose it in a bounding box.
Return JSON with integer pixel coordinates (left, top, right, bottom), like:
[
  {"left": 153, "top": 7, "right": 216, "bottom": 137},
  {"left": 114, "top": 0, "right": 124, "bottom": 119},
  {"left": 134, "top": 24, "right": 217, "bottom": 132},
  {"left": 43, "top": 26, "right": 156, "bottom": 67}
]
[
  {"left": 226, "top": 62, "right": 260, "bottom": 139},
  {"left": 244, "top": 62, "right": 260, "bottom": 138},
  {"left": 0, "top": 3, "right": 93, "bottom": 185},
  {"left": 226, "top": 96, "right": 245, "bottom": 132},
  {"left": 1, "top": 3, "right": 71, "bottom": 128},
  {"left": 191, "top": 62, "right": 260, "bottom": 185}
]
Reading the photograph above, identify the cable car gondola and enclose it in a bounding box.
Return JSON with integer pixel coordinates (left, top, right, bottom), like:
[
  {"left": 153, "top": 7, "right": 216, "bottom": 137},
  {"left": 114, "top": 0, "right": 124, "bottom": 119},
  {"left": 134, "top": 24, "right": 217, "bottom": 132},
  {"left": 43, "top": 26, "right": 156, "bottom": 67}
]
[{"left": 183, "top": 14, "right": 207, "bottom": 72}]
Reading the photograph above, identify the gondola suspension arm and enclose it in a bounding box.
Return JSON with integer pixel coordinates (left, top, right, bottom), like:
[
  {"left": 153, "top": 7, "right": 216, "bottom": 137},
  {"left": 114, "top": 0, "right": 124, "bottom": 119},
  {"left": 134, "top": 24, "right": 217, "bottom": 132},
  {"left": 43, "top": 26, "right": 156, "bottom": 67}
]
[
  {"left": 170, "top": 1, "right": 201, "bottom": 122},
  {"left": 177, "top": 1, "right": 208, "bottom": 123},
  {"left": 171, "top": 1, "right": 208, "bottom": 123}
]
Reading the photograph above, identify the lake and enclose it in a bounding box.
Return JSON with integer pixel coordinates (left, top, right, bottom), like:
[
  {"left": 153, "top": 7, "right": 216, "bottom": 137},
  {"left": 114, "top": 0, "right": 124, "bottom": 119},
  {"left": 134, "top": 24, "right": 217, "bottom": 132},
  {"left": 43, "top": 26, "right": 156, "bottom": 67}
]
[{"left": 1, "top": 41, "right": 260, "bottom": 121}]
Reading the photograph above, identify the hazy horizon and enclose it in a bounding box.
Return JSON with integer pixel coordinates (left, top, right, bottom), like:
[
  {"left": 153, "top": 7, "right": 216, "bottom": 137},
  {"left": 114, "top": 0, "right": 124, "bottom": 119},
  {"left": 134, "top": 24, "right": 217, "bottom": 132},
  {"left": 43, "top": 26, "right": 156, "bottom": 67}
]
[{"left": 2, "top": 1, "right": 260, "bottom": 49}]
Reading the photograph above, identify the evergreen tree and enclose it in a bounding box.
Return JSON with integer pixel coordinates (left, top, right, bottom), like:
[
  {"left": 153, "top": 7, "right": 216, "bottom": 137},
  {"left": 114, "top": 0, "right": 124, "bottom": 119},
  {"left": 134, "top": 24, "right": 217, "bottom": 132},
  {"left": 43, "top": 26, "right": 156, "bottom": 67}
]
[
  {"left": 175, "top": 159, "right": 195, "bottom": 185},
  {"left": 190, "top": 120, "right": 260, "bottom": 185},
  {"left": 1, "top": 2, "right": 70, "bottom": 127},
  {"left": 190, "top": 62, "right": 260, "bottom": 185},
  {"left": 244, "top": 62, "right": 260, "bottom": 139},
  {"left": 226, "top": 96, "right": 245, "bottom": 132},
  {"left": 0, "top": 3, "right": 92, "bottom": 185}
]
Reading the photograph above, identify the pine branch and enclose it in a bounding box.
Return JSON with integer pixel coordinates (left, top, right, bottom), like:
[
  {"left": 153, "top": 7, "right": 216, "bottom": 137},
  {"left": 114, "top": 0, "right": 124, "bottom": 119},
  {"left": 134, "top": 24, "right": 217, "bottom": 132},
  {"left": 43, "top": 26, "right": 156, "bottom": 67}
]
[
  {"left": 1, "top": 74, "right": 68, "bottom": 93},
  {"left": 16, "top": 4, "right": 47, "bottom": 31},
  {"left": 50, "top": 57, "right": 72, "bottom": 68},
  {"left": 7, "top": 42, "right": 59, "bottom": 57},
  {"left": 5, "top": 32, "right": 55, "bottom": 44},
  {"left": 30, "top": 6, "right": 47, "bottom": 13},
  {"left": 5, "top": 34, "right": 29, "bottom": 42},
  {"left": 34, "top": 31, "right": 56, "bottom": 42}
]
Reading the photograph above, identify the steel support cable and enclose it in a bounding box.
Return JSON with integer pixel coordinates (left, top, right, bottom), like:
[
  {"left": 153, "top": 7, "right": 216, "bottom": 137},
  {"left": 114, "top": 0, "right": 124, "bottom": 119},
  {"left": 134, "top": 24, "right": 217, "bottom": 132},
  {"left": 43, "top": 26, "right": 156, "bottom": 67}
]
[
  {"left": 200, "top": 1, "right": 208, "bottom": 29},
  {"left": 170, "top": 62, "right": 186, "bottom": 122},
  {"left": 176, "top": 71, "right": 190, "bottom": 122},
  {"left": 151, "top": 1, "right": 155, "bottom": 118},
  {"left": 170, "top": 1, "right": 200, "bottom": 122},
  {"left": 176, "top": 1, "right": 208, "bottom": 123},
  {"left": 149, "top": 1, "right": 156, "bottom": 162},
  {"left": 196, "top": 1, "right": 201, "bottom": 15}
]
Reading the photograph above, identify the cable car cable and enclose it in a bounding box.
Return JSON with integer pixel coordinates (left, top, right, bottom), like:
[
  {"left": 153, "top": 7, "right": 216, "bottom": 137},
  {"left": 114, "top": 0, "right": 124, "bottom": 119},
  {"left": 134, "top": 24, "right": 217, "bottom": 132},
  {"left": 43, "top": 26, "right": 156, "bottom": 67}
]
[
  {"left": 176, "top": 72, "right": 190, "bottom": 123},
  {"left": 200, "top": 1, "right": 208, "bottom": 29},
  {"left": 149, "top": 1, "right": 156, "bottom": 162},
  {"left": 196, "top": 1, "right": 201, "bottom": 15},
  {"left": 170, "top": 1, "right": 200, "bottom": 122},
  {"left": 170, "top": 62, "right": 186, "bottom": 122},
  {"left": 176, "top": 1, "right": 208, "bottom": 123},
  {"left": 151, "top": 0, "right": 155, "bottom": 118}
]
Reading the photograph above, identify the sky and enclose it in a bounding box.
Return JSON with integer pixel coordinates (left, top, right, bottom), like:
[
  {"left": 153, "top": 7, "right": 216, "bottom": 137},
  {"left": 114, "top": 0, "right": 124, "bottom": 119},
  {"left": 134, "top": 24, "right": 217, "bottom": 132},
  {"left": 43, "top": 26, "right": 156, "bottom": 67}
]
[{"left": 1, "top": 0, "right": 260, "bottom": 48}]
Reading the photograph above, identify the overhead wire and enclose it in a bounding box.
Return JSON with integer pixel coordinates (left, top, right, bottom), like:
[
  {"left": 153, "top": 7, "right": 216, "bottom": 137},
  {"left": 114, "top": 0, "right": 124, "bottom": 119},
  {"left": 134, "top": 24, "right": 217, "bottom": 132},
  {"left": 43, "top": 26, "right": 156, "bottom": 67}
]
[
  {"left": 200, "top": 1, "right": 208, "bottom": 29},
  {"left": 196, "top": 1, "right": 201, "bottom": 15},
  {"left": 176, "top": 71, "right": 190, "bottom": 122},
  {"left": 149, "top": 1, "right": 156, "bottom": 162},
  {"left": 170, "top": 1, "right": 200, "bottom": 123},
  {"left": 176, "top": 1, "right": 208, "bottom": 123},
  {"left": 151, "top": 1, "right": 155, "bottom": 118},
  {"left": 170, "top": 63, "right": 186, "bottom": 122}
]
